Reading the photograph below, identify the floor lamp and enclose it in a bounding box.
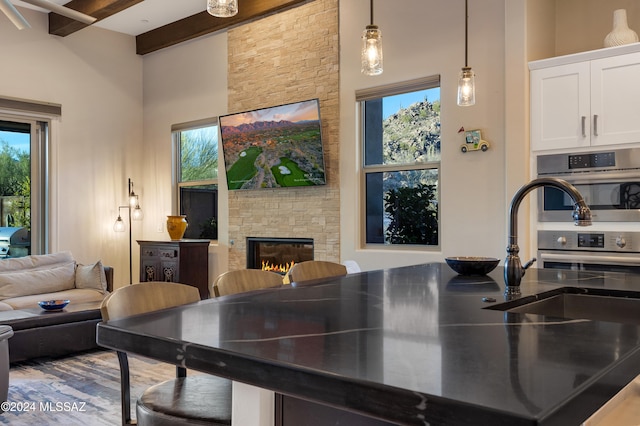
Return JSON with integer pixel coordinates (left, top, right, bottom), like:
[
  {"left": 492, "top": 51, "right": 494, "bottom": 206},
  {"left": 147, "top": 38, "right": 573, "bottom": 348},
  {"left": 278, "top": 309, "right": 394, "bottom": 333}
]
[{"left": 113, "top": 178, "right": 143, "bottom": 284}]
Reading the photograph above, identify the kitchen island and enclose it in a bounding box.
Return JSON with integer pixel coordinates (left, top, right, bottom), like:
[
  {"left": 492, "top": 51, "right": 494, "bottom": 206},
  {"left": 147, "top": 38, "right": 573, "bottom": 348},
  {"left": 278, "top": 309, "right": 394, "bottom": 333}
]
[{"left": 97, "top": 263, "right": 640, "bottom": 425}]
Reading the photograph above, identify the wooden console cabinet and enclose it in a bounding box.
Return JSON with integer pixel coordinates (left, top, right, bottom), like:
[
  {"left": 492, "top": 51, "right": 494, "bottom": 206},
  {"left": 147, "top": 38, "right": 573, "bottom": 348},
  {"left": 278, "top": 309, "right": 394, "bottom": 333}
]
[{"left": 137, "top": 240, "right": 210, "bottom": 299}]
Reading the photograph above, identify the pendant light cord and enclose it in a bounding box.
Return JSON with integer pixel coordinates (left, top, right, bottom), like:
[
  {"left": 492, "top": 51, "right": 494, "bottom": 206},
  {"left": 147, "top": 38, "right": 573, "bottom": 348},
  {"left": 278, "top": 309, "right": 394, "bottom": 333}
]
[
  {"left": 370, "top": 0, "right": 374, "bottom": 25},
  {"left": 464, "top": 0, "right": 468, "bottom": 67}
]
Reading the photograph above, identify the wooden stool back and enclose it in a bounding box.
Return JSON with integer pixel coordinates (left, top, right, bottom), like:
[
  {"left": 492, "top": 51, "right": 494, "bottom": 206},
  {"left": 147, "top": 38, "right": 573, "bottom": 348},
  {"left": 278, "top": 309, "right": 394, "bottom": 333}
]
[
  {"left": 101, "top": 282, "right": 200, "bottom": 321},
  {"left": 286, "top": 260, "right": 347, "bottom": 283},
  {"left": 211, "top": 269, "right": 284, "bottom": 297}
]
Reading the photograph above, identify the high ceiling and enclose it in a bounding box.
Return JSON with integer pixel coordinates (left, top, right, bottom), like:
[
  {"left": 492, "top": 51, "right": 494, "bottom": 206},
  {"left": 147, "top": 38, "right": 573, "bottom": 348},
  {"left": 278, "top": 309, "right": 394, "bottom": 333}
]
[{"left": 12, "top": 0, "right": 310, "bottom": 55}]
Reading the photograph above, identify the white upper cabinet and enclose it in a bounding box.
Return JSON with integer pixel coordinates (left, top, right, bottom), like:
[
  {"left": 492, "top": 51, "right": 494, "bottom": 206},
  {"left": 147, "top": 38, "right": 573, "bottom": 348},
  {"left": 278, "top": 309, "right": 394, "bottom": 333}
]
[
  {"left": 591, "top": 53, "right": 640, "bottom": 147},
  {"left": 531, "top": 62, "right": 590, "bottom": 151},
  {"left": 530, "top": 45, "right": 640, "bottom": 152}
]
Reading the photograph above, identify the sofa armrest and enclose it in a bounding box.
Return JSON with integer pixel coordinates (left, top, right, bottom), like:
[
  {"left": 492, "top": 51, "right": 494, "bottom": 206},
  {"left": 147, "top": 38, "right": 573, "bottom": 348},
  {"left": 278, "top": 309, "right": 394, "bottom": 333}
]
[{"left": 104, "top": 266, "right": 114, "bottom": 292}]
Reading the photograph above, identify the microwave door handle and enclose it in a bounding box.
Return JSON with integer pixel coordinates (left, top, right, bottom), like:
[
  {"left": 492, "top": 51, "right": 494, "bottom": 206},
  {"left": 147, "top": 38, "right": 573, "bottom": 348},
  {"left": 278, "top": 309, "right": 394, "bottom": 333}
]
[{"left": 539, "top": 252, "right": 640, "bottom": 266}]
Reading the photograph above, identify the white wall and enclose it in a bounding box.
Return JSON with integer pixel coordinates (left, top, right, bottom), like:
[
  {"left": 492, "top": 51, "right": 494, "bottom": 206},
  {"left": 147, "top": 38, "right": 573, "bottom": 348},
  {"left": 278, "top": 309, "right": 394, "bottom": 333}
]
[
  {"left": 0, "top": 7, "right": 143, "bottom": 287},
  {"left": 340, "top": 0, "right": 511, "bottom": 271},
  {"left": 139, "top": 0, "right": 519, "bottom": 277},
  {"left": 0, "top": 0, "right": 618, "bottom": 287},
  {"left": 0, "top": 1, "right": 533, "bottom": 285},
  {"left": 141, "top": 34, "right": 229, "bottom": 284}
]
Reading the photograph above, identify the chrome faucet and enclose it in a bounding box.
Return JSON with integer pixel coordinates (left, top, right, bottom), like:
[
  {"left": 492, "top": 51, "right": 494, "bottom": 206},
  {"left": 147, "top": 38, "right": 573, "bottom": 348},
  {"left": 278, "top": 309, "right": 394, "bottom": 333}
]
[{"left": 505, "top": 177, "right": 592, "bottom": 294}]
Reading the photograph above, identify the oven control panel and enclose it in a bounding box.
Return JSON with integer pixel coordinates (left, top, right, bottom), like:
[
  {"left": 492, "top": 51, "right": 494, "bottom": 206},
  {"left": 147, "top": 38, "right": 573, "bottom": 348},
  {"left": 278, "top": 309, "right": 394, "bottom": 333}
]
[
  {"left": 538, "top": 230, "right": 640, "bottom": 253},
  {"left": 568, "top": 151, "right": 616, "bottom": 170}
]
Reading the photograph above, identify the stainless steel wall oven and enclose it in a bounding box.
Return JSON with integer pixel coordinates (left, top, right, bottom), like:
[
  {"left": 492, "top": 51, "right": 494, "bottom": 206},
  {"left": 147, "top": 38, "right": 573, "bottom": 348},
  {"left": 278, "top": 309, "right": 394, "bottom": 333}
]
[
  {"left": 536, "top": 147, "right": 640, "bottom": 273},
  {"left": 537, "top": 148, "right": 640, "bottom": 222},
  {"left": 538, "top": 230, "right": 640, "bottom": 274}
]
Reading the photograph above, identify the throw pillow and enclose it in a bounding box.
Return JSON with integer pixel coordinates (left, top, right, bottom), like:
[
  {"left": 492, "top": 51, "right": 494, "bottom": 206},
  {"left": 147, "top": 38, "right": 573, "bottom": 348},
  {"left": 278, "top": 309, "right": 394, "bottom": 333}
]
[
  {"left": 75, "top": 261, "right": 108, "bottom": 292},
  {"left": 0, "top": 261, "right": 76, "bottom": 300},
  {"left": 0, "top": 251, "right": 74, "bottom": 273}
]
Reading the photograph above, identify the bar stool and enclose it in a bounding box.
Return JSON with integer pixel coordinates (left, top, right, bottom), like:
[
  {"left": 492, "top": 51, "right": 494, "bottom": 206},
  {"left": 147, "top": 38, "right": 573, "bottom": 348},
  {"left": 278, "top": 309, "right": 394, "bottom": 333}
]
[{"left": 100, "top": 282, "right": 231, "bottom": 425}]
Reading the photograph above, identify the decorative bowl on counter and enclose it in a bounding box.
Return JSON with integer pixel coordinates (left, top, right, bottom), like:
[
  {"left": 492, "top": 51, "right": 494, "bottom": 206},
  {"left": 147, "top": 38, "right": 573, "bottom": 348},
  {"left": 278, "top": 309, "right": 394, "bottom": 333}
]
[
  {"left": 445, "top": 257, "right": 500, "bottom": 276},
  {"left": 38, "top": 300, "right": 70, "bottom": 311}
]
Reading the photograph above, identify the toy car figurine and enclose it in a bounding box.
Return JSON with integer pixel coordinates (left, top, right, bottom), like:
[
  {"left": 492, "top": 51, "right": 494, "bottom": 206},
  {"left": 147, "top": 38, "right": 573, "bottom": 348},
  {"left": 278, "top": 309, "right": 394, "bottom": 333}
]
[{"left": 461, "top": 129, "right": 489, "bottom": 153}]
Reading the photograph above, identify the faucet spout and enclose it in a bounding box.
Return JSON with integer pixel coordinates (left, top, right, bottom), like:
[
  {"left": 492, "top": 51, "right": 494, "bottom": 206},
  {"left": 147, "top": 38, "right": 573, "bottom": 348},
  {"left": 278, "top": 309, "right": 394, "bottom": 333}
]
[{"left": 505, "top": 177, "right": 592, "bottom": 294}]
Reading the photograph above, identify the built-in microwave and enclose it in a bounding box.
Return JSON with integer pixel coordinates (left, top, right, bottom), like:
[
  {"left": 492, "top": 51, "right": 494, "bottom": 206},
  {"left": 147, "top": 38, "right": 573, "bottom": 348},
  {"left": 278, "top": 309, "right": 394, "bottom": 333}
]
[{"left": 537, "top": 148, "right": 640, "bottom": 222}]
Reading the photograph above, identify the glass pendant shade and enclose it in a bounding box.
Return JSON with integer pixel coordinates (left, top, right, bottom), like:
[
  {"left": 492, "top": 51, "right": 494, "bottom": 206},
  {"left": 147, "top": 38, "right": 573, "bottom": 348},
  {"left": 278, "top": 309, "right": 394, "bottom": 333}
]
[
  {"left": 113, "top": 215, "right": 125, "bottom": 232},
  {"left": 132, "top": 205, "right": 143, "bottom": 221},
  {"left": 457, "top": 67, "right": 476, "bottom": 106},
  {"left": 207, "top": 0, "right": 238, "bottom": 18},
  {"left": 361, "top": 25, "right": 383, "bottom": 76}
]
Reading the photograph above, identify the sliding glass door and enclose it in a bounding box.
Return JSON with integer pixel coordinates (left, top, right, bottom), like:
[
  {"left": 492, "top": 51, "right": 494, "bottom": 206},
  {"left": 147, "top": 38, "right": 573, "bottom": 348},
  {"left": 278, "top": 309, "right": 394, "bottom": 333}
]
[{"left": 0, "top": 117, "right": 48, "bottom": 257}]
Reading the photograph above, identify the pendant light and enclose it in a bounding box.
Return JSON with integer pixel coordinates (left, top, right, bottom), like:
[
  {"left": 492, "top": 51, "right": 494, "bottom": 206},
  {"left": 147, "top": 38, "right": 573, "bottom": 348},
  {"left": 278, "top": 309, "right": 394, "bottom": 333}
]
[
  {"left": 361, "top": 0, "right": 383, "bottom": 76},
  {"left": 457, "top": 0, "right": 475, "bottom": 106},
  {"left": 207, "top": 0, "right": 238, "bottom": 18}
]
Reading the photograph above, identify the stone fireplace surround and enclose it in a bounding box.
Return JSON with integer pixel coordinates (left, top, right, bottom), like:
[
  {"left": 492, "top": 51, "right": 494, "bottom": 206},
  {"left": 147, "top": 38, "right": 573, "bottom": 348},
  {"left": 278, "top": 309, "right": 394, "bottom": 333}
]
[{"left": 226, "top": 0, "right": 340, "bottom": 271}]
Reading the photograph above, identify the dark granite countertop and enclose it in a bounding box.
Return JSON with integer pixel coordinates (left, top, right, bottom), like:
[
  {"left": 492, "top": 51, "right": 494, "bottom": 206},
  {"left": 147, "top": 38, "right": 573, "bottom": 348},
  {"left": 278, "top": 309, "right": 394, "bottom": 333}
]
[{"left": 97, "top": 263, "right": 640, "bottom": 425}]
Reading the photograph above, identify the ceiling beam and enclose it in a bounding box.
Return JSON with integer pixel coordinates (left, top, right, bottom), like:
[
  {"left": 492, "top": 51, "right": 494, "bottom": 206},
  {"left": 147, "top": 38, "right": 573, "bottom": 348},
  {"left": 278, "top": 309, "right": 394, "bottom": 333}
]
[
  {"left": 49, "top": 0, "right": 144, "bottom": 37},
  {"left": 135, "top": 0, "right": 311, "bottom": 55}
]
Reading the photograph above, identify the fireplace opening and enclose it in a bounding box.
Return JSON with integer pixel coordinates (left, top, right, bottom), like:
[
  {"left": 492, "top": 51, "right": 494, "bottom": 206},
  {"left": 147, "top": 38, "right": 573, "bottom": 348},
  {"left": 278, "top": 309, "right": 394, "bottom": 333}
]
[{"left": 247, "top": 237, "right": 313, "bottom": 274}]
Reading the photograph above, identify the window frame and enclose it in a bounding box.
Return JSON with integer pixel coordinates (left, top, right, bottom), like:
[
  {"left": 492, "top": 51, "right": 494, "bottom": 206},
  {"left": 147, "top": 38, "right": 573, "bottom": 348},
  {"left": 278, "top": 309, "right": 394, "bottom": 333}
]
[
  {"left": 357, "top": 75, "right": 441, "bottom": 250},
  {"left": 0, "top": 98, "right": 55, "bottom": 256},
  {"left": 171, "top": 117, "right": 220, "bottom": 240}
]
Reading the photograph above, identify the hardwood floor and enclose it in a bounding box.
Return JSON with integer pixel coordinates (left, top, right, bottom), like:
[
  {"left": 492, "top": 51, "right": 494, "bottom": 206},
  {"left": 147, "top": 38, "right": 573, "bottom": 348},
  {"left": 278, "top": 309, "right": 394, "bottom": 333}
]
[{"left": 2, "top": 349, "right": 181, "bottom": 425}]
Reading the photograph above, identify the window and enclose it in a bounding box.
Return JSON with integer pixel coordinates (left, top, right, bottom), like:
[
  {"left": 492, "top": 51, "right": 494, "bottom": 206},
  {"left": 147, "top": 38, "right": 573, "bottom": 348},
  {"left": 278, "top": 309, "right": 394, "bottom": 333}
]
[
  {"left": 172, "top": 119, "right": 219, "bottom": 240},
  {"left": 0, "top": 109, "right": 52, "bottom": 258},
  {"left": 358, "top": 76, "right": 441, "bottom": 247}
]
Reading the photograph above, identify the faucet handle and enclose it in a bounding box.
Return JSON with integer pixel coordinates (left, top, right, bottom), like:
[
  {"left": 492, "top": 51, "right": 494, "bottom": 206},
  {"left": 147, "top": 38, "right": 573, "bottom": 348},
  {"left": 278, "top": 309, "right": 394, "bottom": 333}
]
[{"left": 522, "top": 257, "right": 537, "bottom": 270}]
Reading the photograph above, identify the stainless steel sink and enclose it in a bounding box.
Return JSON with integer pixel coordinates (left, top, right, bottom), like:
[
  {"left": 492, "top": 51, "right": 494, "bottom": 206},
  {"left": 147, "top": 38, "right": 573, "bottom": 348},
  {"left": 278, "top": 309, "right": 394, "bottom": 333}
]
[{"left": 485, "top": 287, "right": 640, "bottom": 325}]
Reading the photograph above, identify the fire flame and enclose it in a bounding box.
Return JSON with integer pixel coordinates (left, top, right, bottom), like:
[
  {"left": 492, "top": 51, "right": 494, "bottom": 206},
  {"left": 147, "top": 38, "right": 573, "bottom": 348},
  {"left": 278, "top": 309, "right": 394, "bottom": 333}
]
[{"left": 262, "top": 260, "right": 295, "bottom": 274}]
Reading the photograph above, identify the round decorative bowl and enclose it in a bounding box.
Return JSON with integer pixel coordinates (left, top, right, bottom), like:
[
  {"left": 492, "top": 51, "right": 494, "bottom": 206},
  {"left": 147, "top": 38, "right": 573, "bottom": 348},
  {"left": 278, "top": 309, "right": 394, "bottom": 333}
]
[
  {"left": 38, "top": 300, "right": 70, "bottom": 311},
  {"left": 445, "top": 257, "right": 500, "bottom": 276}
]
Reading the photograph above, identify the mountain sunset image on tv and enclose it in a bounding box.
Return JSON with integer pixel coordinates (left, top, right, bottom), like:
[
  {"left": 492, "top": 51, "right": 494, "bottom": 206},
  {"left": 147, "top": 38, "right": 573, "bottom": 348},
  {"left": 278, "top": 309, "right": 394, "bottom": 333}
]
[{"left": 220, "top": 99, "right": 327, "bottom": 190}]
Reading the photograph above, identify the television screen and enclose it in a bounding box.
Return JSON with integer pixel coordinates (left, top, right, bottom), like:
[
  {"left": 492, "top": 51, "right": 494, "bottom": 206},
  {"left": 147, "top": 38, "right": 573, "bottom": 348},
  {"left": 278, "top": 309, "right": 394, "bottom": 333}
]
[{"left": 220, "top": 99, "right": 327, "bottom": 190}]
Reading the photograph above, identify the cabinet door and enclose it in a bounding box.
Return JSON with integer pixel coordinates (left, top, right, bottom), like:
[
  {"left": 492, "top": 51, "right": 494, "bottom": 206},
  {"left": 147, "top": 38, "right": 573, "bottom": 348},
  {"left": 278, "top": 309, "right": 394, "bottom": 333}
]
[
  {"left": 140, "top": 259, "right": 160, "bottom": 282},
  {"left": 158, "top": 260, "right": 179, "bottom": 282},
  {"left": 531, "top": 62, "right": 590, "bottom": 151},
  {"left": 591, "top": 52, "right": 640, "bottom": 147}
]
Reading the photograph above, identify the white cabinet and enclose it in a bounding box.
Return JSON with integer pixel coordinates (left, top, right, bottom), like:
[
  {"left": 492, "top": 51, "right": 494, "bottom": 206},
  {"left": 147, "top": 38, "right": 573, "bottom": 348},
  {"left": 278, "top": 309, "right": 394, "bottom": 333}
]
[
  {"left": 591, "top": 53, "right": 640, "bottom": 146},
  {"left": 531, "top": 62, "right": 590, "bottom": 151},
  {"left": 531, "top": 47, "right": 640, "bottom": 152}
]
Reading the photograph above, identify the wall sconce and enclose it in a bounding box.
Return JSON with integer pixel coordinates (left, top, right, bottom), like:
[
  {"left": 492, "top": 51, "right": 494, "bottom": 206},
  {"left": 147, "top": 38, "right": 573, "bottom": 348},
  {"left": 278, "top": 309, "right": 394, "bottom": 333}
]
[
  {"left": 457, "top": 0, "right": 476, "bottom": 106},
  {"left": 114, "top": 178, "right": 143, "bottom": 284},
  {"left": 207, "top": 0, "right": 238, "bottom": 18},
  {"left": 361, "top": 0, "right": 383, "bottom": 76}
]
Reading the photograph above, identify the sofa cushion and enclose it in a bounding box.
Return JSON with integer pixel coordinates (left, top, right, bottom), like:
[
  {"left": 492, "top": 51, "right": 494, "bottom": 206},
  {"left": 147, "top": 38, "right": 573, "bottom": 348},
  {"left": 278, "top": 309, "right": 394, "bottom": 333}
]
[
  {"left": 75, "top": 261, "right": 108, "bottom": 292},
  {"left": 0, "top": 261, "right": 76, "bottom": 300},
  {"left": 2, "top": 288, "right": 106, "bottom": 310},
  {"left": 0, "top": 302, "right": 13, "bottom": 312},
  {"left": 0, "top": 251, "right": 74, "bottom": 272}
]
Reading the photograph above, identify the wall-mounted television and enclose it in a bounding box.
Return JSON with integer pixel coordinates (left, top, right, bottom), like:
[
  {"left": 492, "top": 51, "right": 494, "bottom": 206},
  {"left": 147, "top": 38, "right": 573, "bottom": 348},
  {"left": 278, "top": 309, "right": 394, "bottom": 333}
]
[{"left": 220, "top": 99, "right": 327, "bottom": 190}]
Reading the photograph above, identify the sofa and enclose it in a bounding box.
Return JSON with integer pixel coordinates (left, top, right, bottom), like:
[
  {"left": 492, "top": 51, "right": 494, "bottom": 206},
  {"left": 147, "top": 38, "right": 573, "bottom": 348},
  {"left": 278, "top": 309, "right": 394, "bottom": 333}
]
[{"left": 0, "top": 251, "right": 113, "bottom": 363}]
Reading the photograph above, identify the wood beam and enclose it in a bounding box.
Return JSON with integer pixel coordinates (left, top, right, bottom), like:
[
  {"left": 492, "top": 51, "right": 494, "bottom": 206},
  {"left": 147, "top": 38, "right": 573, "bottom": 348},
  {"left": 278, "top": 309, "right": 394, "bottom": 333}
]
[
  {"left": 135, "top": 0, "right": 311, "bottom": 55},
  {"left": 49, "top": 0, "right": 144, "bottom": 37}
]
